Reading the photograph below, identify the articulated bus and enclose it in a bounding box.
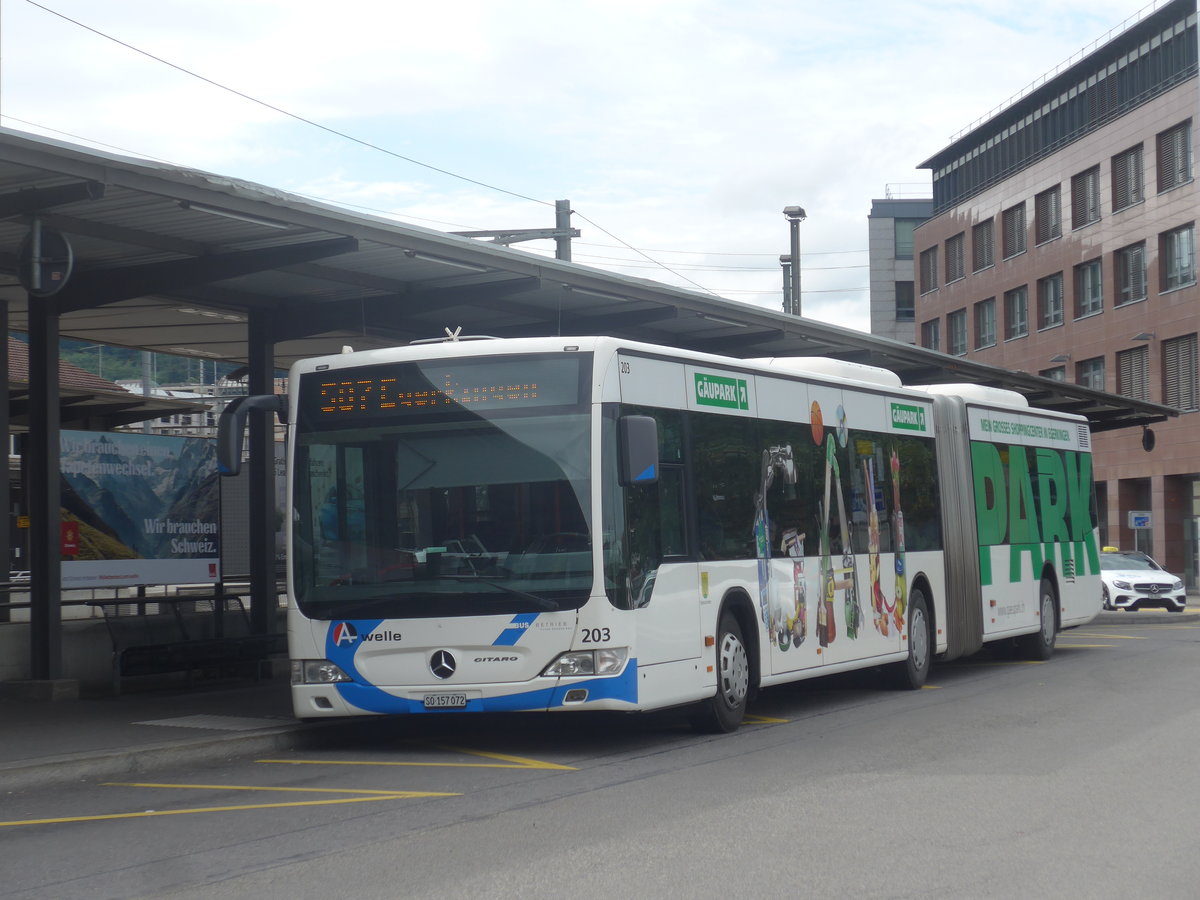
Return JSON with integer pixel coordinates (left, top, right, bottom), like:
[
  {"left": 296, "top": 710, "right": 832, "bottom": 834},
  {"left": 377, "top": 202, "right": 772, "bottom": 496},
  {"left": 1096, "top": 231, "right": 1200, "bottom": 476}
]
[{"left": 218, "top": 336, "right": 1100, "bottom": 732}]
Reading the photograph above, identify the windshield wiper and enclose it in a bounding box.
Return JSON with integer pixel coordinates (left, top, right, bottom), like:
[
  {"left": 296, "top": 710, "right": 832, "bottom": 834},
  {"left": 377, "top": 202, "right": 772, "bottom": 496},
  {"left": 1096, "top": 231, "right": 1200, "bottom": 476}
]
[{"left": 438, "top": 575, "right": 558, "bottom": 610}]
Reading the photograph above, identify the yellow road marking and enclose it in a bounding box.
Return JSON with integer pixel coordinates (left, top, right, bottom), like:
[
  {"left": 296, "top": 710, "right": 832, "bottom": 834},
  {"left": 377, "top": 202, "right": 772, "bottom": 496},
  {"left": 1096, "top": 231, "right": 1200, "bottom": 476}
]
[
  {"left": 0, "top": 793, "right": 451, "bottom": 829},
  {"left": 961, "top": 660, "right": 1047, "bottom": 666},
  {"left": 921, "top": 684, "right": 943, "bottom": 689},
  {"left": 435, "top": 745, "right": 576, "bottom": 770},
  {"left": 1056, "top": 643, "right": 1115, "bottom": 648},
  {"left": 744, "top": 714, "right": 788, "bottom": 724},
  {"left": 260, "top": 744, "right": 575, "bottom": 771},
  {"left": 103, "top": 782, "right": 455, "bottom": 797},
  {"left": 1069, "top": 632, "right": 1146, "bottom": 640}
]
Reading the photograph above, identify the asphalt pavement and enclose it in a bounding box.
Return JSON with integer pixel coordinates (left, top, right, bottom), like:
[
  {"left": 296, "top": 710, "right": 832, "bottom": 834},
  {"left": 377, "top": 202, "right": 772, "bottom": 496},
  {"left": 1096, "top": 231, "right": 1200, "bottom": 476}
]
[{"left": 1, "top": 604, "right": 1196, "bottom": 794}]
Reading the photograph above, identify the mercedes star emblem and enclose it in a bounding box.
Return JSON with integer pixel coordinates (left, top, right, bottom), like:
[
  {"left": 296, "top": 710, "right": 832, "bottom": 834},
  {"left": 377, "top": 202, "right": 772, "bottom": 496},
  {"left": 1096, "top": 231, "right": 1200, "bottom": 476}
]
[{"left": 430, "top": 650, "right": 457, "bottom": 679}]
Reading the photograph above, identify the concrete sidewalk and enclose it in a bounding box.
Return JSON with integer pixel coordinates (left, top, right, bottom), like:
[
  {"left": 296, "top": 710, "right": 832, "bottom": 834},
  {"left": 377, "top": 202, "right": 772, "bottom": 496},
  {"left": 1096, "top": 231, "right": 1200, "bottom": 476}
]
[
  {"left": 0, "top": 676, "right": 308, "bottom": 793},
  {"left": 1, "top": 604, "right": 1195, "bottom": 794}
]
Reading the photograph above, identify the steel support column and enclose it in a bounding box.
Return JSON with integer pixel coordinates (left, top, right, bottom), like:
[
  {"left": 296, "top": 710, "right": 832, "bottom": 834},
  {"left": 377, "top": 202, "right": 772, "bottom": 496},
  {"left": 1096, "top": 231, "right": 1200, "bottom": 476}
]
[
  {"left": 246, "top": 310, "right": 277, "bottom": 636},
  {"left": 27, "top": 299, "right": 62, "bottom": 679},
  {"left": 0, "top": 307, "right": 9, "bottom": 624}
]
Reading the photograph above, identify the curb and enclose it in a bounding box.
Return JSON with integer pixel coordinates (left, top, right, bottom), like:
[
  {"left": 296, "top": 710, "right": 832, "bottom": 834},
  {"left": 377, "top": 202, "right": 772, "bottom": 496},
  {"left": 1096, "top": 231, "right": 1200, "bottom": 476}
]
[
  {"left": 1095, "top": 608, "right": 1199, "bottom": 625},
  {"left": 0, "top": 724, "right": 310, "bottom": 794}
]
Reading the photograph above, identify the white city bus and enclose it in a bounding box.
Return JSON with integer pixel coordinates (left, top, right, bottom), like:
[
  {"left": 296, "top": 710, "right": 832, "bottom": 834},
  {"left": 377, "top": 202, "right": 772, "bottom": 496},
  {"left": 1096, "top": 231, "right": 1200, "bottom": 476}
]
[{"left": 219, "top": 336, "right": 1101, "bottom": 732}]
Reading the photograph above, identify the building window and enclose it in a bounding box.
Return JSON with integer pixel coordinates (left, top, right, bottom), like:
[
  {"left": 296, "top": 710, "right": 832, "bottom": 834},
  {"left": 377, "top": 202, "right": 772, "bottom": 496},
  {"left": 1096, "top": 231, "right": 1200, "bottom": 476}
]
[
  {"left": 1161, "top": 223, "right": 1196, "bottom": 291},
  {"left": 1074, "top": 258, "right": 1103, "bottom": 318},
  {"left": 1116, "top": 345, "right": 1150, "bottom": 402},
  {"left": 1039, "top": 366, "right": 1066, "bottom": 381},
  {"left": 1001, "top": 203, "right": 1026, "bottom": 258},
  {"left": 1111, "top": 145, "right": 1144, "bottom": 211},
  {"left": 919, "top": 246, "right": 938, "bottom": 294},
  {"left": 1037, "top": 273, "right": 1064, "bottom": 329},
  {"left": 1004, "top": 285, "right": 1028, "bottom": 340},
  {"left": 974, "top": 298, "right": 996, "bottom": 349},
  {"left": 895, "top": 281, "right": 915, "bottom": 321},
  {"left": 947, "top": 309, "right": 967, "bottom": 356},
  {"left": 1071, "top": 166, "right": 1100, "bottom": 229},
  {"left": 1157, "top": 120, "right": 1193, "bottom": 193},
  {"left": 972, "top": 219, "right": 994, "bottom": 271},
  {"left": 921, "top": 319, "right": 940, "bottom": 352},
  {"left": 1076, "top": 357, "right": 1106, "bottom": 391},
  {"left": 1115, "top": 242, "right": 1147, "bottom": 305},
  {"left": 945, "top": 233, "right": 965, "bottom": 283},
  {"left": 1034, "top": 186, "right": 1061, "bottom": 244},
  {"left": 1163, "top": 334, "right": 1199, "bottom": 411},
  {"left": 894, "top": 219, "right": 918, "bottom": 259}
]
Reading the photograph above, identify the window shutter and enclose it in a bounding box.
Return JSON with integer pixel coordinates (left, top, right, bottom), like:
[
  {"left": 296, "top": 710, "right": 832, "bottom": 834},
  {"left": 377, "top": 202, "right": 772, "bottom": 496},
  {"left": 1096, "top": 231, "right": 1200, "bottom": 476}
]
[
  {"left": 1035, "top": 188, "right": 1060, "bottom": 243},
  {"left": 1117, "top": 346, "right": 1150, "bottom": 401},
  {"left": 1112, "top": 148, "right": 1142, "bottom": 210},
  {"left": 1157, "top": 123, "right": 1191, "bottom": 192},
  {"left": 1163, "top": 334, "right": 1198, "bottom": 410},
  {"left": 973, "top": 220, "right": 994, "bottom": 271}
]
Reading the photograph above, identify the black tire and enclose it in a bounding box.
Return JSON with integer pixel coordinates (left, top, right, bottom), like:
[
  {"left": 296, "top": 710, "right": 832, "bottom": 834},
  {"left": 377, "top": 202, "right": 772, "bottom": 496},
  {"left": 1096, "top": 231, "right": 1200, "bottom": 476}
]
[
  {"left": 890, "top": 587, "right": 931, "bottom": 689},
  {"left": 1101, "top": 585, "right": 1112, "bottom": 611},
  {"left": 1016, "top": 577, "right": 1057, "bottom": 660},
  {"left": 691, "top": 611, "right": 750, "bottom": 733}
]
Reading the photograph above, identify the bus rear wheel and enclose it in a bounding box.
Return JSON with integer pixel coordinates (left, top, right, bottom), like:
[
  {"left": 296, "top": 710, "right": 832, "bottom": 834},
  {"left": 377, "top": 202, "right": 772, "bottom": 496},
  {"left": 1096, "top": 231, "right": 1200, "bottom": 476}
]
[
  {"left": 1016, "top": 578, "right": 1057, "bottom": 661},
  {"left": 890, "top": 587, "right": 931, "bottom": 689},
  {"left": 691, "top": 611, "right": 749, "bottom": 733}
]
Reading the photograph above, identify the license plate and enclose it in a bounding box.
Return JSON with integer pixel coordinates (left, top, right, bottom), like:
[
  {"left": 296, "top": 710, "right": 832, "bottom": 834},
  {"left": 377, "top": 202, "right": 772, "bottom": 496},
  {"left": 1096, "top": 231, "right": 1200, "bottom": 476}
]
[{"left": 423, "top": 693, "right": 468, "bottom": 709}]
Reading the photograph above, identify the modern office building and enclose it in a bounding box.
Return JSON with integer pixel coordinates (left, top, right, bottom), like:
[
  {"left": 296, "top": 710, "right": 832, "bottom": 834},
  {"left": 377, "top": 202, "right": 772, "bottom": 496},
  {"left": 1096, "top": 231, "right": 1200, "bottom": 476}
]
[
  {"left": 912, "top": 0, "right": 1199, "bottom": 587},
  {"left": 868, "top": 196, "right": 933, "bottom": 342}
]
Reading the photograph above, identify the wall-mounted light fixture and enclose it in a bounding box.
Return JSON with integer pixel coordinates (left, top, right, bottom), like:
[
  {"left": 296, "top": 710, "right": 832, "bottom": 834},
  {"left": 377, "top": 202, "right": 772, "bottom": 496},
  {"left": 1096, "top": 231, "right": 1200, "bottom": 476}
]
[
  {"left": 179, "top": 200, "right": 289, "bottom": 230},
  {"left": 560, "top": 284, "right": 630, "bottom": 303},
  {"left": 176, "top": 307, "right": 246, "bottom": 323},
  {"left": 696, "top": 312, "right": 748, "bottom": 328},
  {"left": 403, "top": 249, "right": 490, "bottom": 272}
]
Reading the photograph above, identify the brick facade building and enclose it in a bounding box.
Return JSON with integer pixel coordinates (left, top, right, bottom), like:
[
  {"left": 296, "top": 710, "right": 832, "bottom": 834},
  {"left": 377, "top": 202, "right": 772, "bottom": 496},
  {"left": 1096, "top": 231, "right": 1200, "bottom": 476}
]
[{"left": 913, "top": 0, "right": 1199, "bottom": 587}]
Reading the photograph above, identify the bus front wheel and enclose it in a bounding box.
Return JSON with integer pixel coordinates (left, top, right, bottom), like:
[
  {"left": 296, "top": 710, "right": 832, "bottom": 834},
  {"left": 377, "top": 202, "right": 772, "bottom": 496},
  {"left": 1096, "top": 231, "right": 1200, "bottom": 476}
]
[{"left": 691, "top": 611, "right": 749, "bottom": 733}]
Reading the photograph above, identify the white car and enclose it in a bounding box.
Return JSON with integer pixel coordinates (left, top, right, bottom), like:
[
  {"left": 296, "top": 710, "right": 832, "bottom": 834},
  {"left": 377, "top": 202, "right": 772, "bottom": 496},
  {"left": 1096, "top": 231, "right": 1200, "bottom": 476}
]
[{"left": 1099, "top": 550, "right": 1186, "bottom": 612}]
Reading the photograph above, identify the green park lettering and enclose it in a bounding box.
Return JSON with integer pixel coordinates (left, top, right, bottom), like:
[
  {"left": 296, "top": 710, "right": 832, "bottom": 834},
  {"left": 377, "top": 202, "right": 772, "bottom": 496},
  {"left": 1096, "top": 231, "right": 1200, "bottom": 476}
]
[
  {"left": 890, "top": 402, "right": 928, "bottom": 432},
  {"left": 694, "top": 373, "right": 749, "bottom": 410},
  {"left": 970, "top": 441, "right": 1098, "bottom": 585}
]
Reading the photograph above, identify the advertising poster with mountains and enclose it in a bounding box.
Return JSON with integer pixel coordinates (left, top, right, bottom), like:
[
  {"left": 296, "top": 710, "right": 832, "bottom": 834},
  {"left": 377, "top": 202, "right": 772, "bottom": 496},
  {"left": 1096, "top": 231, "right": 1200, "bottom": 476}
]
[{"left": 60, "top": 430, "right": 220, "bottom": 588}]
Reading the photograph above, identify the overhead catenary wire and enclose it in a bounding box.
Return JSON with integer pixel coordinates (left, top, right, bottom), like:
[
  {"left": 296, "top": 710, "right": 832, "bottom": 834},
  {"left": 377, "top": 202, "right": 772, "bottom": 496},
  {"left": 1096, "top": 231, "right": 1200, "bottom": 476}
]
[
  {"left": 23, "top": 1, "right": 875, "bottom": 301},
  {"left": 0, "top": 113, "right": 878, "bottom": 285},
  {"left": 21, "top": 1, "right": 711, "bottom": 294}
]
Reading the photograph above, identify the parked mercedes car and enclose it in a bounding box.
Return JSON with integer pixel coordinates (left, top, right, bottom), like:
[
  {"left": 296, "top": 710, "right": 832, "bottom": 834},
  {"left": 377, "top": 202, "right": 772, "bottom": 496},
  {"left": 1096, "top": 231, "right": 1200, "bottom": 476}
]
[{"left": 1099, "top": 549, "right": 1186, "bottom": 612}]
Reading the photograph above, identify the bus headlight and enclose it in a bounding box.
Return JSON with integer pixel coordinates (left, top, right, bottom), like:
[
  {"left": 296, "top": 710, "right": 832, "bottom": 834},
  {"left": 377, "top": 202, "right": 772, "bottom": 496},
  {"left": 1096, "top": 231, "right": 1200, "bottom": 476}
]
[
  {"left": 542, "top": 647, "right": 629, "bottom": 677},
  {"left": 292, "top": 660, "right": 353, "bottom": 684}
]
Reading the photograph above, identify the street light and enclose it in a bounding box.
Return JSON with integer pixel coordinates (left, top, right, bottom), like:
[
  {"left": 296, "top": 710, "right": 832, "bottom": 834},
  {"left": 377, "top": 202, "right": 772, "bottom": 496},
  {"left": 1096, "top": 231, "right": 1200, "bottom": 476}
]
[{"left": 782, "top": 206, "right": 806, "bottom": 316}]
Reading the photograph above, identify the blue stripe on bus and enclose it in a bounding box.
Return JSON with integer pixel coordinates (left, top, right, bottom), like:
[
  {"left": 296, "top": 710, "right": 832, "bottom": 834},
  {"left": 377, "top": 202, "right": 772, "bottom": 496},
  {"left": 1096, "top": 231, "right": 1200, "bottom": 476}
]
[
  {"left": 492, "top": 612, "right": 541, "bottom": 646},
  {"left": 332, "top": 659, "right": 639, "bottom": 714}
]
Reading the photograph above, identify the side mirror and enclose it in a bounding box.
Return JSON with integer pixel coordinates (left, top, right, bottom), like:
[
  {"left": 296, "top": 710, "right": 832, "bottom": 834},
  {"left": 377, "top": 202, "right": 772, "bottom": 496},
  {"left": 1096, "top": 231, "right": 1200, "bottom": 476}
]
[
  {"left": 619, "top": 415, "right": 659, "bottom": 486},
  {"left": 217, "top": 394, "right": 288, "bottom": 475}
]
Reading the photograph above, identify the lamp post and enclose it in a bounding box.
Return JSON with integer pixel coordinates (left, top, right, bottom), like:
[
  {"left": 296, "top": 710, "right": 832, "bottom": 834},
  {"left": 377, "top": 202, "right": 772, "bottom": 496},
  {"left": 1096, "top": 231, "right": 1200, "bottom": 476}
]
[
  {"left": 779, "top": 254, "right": 792, "bottom": 312},
  {"left": 782, "top": 206, "right": 806, "bottom": 316}
]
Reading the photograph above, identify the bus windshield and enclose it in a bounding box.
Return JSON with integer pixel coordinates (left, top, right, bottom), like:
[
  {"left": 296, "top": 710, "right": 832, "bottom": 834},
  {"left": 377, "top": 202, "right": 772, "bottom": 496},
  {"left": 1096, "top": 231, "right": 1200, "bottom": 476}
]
[{"left": 292, "top": 357, "right": 592, "bottom": 619}]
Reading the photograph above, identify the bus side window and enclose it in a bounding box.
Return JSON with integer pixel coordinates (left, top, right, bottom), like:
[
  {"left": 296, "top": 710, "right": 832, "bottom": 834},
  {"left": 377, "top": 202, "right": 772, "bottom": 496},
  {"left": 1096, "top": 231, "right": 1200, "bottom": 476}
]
[{"left": 689, "top": 413, "right": 757, "bottom": 560}]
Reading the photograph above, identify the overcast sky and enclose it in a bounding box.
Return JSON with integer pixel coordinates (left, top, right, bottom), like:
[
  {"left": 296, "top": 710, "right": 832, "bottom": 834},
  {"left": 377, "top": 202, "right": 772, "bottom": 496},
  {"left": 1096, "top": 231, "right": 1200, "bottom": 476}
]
[{"left": 0, "top": 0, "right": 1152, "bottom": 331}]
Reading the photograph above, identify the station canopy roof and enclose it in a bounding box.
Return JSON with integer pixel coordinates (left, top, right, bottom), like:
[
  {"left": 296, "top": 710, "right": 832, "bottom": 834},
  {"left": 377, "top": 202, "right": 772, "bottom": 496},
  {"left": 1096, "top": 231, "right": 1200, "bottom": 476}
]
[{"left": 0, "top": 126, "right": 1173, "bottom": 433}]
